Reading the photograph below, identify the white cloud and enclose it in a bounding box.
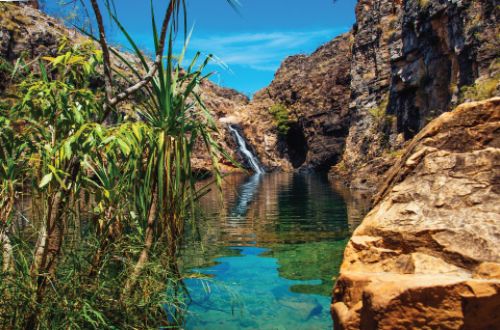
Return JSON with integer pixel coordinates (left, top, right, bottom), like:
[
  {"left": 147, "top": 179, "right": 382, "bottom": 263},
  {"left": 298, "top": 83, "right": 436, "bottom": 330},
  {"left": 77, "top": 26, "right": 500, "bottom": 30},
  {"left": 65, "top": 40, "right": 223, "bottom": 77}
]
[{"left": 187, "top": 28, "right": 349, "bottom": 72}]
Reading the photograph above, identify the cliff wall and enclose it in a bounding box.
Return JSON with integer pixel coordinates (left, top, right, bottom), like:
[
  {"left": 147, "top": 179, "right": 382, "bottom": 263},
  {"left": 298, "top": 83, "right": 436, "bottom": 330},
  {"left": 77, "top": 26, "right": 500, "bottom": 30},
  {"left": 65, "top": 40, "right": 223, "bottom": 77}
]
[
  {"left": 251, "top": 33, "right": 353, "bottom": 171},
  {"left": 343, "top": 0, "right": 499, "bottom": 189},
  {"left": 248, "top": 0, "right": 498, "bottom": 180}
]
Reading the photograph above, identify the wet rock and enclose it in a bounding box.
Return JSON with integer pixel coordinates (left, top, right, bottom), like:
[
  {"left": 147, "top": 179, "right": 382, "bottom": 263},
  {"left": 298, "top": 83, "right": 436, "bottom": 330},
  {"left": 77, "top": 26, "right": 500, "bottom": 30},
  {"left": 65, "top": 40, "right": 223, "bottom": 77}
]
[{"left": 331, "top": 98, "right": 500, "bottom": 330}]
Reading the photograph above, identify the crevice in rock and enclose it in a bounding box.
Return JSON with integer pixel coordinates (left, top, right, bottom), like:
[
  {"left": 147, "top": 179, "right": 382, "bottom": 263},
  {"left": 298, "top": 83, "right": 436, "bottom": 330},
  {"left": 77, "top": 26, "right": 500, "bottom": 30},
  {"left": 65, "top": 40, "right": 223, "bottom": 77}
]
[{"left": 280, "top": 123, "right": 308, "bottom": 169}]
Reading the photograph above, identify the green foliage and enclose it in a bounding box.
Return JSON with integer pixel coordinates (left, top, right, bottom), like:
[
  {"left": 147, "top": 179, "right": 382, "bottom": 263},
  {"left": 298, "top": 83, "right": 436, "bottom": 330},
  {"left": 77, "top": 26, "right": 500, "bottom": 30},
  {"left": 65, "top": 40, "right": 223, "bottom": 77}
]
[
  {"left": 0, "top": 234, "right": 186, "bottom": 329},
  {"left": 386, "top": 148, "right": 404, "bottom": 159},
  {"left": 0, "top": 5, "right": 229, "bottom": 329},
  {"left": 418, "top": 0, "right": 430, "bottom": 8},
  {"left": 459, "top": 74, "right": 499, "bottom": 103},
  {"left": 334, "top": 160, "right": 347, "bottom": 173},
  {"left": 269, "top": 103, "right": 293, "bottom": 135},
  {"left": 368, "top": 96, "right": 390, "bottom": 130}
]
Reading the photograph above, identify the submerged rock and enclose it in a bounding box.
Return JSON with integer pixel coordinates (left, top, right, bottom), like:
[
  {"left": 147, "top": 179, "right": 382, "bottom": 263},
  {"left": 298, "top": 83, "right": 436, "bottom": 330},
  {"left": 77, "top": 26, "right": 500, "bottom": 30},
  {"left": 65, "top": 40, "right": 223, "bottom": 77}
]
[{"left": 331, "top": 98, "right": 500, "bottom": 329}]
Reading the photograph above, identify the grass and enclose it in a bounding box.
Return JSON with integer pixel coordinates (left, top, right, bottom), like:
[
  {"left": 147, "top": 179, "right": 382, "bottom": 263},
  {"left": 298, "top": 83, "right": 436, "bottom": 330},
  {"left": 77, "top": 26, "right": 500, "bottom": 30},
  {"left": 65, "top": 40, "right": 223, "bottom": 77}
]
[
  {"left": 418, "top": 0, "right": 430, "bottom": 8},
  {"left": 459, "top": 74, "right": 499, "bottom": 103},
  {"left": 368, "top": 96, "right": 389, "bottom": 129}
]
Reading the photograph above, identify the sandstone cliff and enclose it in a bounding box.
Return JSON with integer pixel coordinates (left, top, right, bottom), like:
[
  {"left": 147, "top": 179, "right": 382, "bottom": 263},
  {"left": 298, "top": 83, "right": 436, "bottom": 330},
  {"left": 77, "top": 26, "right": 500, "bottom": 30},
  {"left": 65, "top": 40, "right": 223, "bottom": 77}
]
[
  {"left": 251, "top": 33, "right": 353, "bottom": 171},
  {"left": 341, "top": 0, "right": 499, "bottom": 189},
  {"left": 331, "top": 97, "right": 500, "bottom": 329},
  {"left": 212, "top": 32, "right": 353, "bottom": 172},
  {"left": 236, "top": 0, "right": 499, "bottom": 180}
]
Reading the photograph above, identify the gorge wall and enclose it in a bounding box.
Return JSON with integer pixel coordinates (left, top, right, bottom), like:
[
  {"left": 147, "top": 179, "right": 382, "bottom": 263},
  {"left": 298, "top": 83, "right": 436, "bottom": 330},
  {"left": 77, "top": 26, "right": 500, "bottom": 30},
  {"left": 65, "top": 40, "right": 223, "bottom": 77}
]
[
  {"left": 342, "top": 0, "right": 499, "bottom": 189},
  {"left": 251, "top": 33, "right": 353, "bottom": 171},
  {"left": 230, "top": 0, "right": 499, "bottom": 328},
  {"left": 240, "top": 0, "right": 498, "bottom": 183}
]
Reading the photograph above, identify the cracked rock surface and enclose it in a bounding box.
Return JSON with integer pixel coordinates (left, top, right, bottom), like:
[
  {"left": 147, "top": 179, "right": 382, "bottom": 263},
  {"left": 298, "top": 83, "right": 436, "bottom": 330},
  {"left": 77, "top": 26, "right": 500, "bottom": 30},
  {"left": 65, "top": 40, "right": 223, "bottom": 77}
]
[{"left": 332, "top": 98, "right": 500, "bottom": 330}]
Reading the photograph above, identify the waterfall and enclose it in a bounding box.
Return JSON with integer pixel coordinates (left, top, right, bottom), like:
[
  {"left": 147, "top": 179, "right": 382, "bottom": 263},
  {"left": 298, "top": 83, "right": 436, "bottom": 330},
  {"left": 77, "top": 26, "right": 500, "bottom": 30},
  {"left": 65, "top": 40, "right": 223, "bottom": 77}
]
[{"left": 228, "top": 125, "right": 264, "bottom": 174}]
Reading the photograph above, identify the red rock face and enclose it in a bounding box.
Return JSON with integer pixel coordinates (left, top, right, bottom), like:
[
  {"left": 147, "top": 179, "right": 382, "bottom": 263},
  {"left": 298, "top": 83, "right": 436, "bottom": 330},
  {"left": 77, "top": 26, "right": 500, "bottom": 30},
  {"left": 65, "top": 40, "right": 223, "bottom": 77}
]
[{"left": 332, "top": 97, "right": 500, "bottom": 330}]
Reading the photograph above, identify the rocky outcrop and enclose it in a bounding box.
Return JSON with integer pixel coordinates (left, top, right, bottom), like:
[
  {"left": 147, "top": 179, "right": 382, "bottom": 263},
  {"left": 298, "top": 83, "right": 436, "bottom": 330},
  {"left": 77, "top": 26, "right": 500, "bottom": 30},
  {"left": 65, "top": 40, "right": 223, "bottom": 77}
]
[
  {"left": 341, "top": 0, "right": 499, "bottom": 189},
  {"left": 389, "top": 0, "right": 499, "bottom": 140},
  {"left": 331, "top": 97, "right": 500, "bottom": 329},
  {"left": 235, "top": 0, "right": 499, "bottom": 178},
  {"left": 251, "top": 33, "right": 353, "bottom": 171},
  {"left": 201, "top": 32, "right": 352, "bottom": 172},
  {"left": 212, "top": 33, "right": 353, "bottom": 172},
  {"left": 342, "top": 0, "right": 403, "bottom": 172}
]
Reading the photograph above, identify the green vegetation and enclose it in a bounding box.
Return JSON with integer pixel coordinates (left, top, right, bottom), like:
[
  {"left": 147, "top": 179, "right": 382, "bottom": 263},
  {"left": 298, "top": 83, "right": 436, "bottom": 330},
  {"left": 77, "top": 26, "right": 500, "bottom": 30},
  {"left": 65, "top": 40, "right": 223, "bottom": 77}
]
[
  {"left": 418, "top": 0, "right": 430, "bottom": 9},
  {"left": 269, "top": 103, "right": 294, "bottom": 135},
  {"left": 459, "top": 77, "right": 499, "bottom": 103},
  {"left": 0, "top": 2, "right": 231, "bottom": 328},
  {"left": 386, "top": 148, "right": 404, "bottom": 159},
  {"left": 459, "top": 60, "right": 499, "bottom": 103},
  {"left": 368, "top": 96, "right": 391, "bottom": 129}
]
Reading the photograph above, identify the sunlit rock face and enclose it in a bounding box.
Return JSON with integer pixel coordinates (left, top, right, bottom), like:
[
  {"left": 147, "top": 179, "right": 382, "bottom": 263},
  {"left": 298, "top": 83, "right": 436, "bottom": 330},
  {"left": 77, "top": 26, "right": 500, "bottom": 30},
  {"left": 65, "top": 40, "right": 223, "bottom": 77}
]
[
  {"left": 332, "top": 98, "right": 500, "bottom": 330},
  {"left": 250, "top": 33, "right": 353, "bottom": 171}
]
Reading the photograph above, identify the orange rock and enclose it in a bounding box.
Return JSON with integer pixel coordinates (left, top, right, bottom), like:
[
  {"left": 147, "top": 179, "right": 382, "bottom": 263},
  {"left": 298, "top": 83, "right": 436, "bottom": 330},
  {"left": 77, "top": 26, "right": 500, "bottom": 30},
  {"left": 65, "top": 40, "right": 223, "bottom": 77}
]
[{"left": 332, "top": 98, "right": 500, "bottom": 329}]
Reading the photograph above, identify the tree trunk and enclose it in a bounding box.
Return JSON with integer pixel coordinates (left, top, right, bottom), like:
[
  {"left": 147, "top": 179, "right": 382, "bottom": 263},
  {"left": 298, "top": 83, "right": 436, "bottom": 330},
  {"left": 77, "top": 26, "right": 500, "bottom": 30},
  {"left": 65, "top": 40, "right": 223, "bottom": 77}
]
[{"left": 27, "top": 160, "right": 79, "bottom": 329}]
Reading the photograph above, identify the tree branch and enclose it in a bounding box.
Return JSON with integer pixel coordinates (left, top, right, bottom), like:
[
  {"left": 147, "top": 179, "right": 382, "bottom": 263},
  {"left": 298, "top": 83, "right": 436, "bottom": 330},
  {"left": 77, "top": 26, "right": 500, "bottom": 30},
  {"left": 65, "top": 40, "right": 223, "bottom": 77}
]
[
  {"left": 89, "top": 0, "right": 177, "bottom": 109},
  {"left": 89, "top": 0, "right": 114, "bottom": 103}
]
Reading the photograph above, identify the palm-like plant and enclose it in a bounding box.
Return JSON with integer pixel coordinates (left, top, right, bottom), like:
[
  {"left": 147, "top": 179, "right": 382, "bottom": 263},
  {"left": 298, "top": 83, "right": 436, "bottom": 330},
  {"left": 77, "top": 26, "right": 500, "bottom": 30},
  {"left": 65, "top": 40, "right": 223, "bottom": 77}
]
[
  {"left": 0, "top": 1, "right": 239, "bottom": 327},
  {"left": 106, "top": 8, "right": 229, "bottom": 292}
]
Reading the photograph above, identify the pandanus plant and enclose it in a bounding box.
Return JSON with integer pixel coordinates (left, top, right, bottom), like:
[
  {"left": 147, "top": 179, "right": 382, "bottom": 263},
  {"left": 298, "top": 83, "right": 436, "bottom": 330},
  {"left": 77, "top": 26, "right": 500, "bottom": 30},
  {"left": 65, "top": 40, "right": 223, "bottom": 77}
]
[
  {"left": 105, "top": 8, "right": 228, "bottom": 293},
  {"left": 0, "top": 0, "right": 238, "bottom": 327}
]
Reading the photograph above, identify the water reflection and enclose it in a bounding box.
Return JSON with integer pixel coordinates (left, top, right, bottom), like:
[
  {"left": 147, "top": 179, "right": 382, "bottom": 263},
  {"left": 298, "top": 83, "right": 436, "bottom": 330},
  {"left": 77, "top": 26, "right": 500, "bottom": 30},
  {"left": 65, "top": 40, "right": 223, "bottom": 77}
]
[
  {"left": 189, "top": 172, "right": 352, "bottom": 246},
  {"left": 230, "top": 174, "right": 263, "bottom": 217},
  {"left": 181, "top": 172, "right": 369, "bottom": 329}
]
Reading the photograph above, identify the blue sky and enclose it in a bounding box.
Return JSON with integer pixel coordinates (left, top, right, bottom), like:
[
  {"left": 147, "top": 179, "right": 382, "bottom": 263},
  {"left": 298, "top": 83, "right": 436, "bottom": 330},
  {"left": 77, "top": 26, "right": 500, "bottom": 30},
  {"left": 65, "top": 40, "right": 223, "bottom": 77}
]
[{"left": 44, "top": 0, "right": 357, "bottom": 96}]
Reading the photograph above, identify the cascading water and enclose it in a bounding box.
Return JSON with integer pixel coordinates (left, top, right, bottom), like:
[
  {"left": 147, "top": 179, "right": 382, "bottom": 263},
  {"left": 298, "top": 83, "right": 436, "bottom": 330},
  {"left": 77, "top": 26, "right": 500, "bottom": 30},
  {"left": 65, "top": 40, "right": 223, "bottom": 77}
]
[{"left": 228, "top": 125, "right": 264, "bottom": 174}]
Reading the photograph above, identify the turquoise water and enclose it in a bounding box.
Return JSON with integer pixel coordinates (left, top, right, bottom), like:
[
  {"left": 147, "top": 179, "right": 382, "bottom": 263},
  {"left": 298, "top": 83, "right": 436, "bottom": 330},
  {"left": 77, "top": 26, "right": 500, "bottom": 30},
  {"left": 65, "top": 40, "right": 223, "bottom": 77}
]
[{"left": 181, "top": 173, "right": 364, "bottom": 329}]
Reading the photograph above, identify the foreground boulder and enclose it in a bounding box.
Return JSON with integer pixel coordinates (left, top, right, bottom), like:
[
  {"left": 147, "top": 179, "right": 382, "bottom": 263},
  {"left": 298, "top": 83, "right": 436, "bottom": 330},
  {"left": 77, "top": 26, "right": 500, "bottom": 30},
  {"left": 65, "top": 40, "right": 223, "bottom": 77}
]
[{"left": 332, "top": 97, "right": 500, "bottom": 329}]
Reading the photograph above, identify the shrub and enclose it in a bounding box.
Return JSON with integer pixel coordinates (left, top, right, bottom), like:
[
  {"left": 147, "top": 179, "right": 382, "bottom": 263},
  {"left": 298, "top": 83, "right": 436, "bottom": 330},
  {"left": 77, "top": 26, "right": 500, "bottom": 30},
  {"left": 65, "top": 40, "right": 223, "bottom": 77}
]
[
  {"left": 368, "top": 96, "right": 389, "bottom": 128},
  {"left": 418, "top": 0, "right": 430, "bottom": 8},
  {"left": 269, "top": 103, "right": 293, "bottom": 135}
]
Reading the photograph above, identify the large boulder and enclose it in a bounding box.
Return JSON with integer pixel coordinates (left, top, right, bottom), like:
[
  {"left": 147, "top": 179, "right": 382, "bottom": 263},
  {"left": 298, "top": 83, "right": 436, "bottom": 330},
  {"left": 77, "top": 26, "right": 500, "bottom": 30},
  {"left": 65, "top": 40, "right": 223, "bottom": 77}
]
[{"left": 332, "top": 97, "right": 500, "bottom": 329}]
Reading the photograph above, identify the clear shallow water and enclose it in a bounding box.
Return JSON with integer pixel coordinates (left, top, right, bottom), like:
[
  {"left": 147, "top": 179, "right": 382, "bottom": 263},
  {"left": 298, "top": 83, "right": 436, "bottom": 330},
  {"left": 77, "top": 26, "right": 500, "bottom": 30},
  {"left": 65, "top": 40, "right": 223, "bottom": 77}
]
[{"left": 180, "top": 173, "right": 366, "bottom": 329}]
